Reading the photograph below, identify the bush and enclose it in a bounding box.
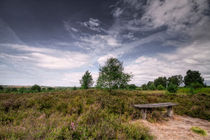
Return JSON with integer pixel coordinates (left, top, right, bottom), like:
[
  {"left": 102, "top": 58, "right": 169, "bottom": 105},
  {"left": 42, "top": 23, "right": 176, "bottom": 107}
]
[
  {"left": 4, "top": 88, "right": 17, "bottom": 93},
  {"left": 190, "top": 82, "right": 203, "bottom": 89},
  {"left": 157, "top": 85, "right": 165, "bottom": 90},
  {"left": 31, "top": 85, "right": 41, "bottom": 92},
  {"left": 167, "top": 84, "right": 178, "bottom": 93},
  {"left": 47, "top": 87, "right": 54, "bottom": 91},
  {"left": 141, "top": 84, "right": 147, "bottom": 90},
  {"left": 0, "top": 86, "right": 3, "bottom": 91},
  {"left": 127, "top": 84, "right": 137, "bottom": 90},
  {"left": 18, "top": 87, "right": 27, "bottom": 93},
  {"left": 148, "top": 83, "right": 156, "bottom": 90}
]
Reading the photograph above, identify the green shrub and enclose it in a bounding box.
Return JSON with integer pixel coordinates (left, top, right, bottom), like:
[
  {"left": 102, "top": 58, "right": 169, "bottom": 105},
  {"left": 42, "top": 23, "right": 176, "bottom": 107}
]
[
  {"left": 4, "top": 88, "right": 18, "bottom": 93},
  {"left": 11, "top": 88, "right": 18, "bottom": 92},
  {"left": 18, "top": 87, "right": 27, "bottom": 93},
  {"left": 141, "top": 84, "right": 147, "bottom": 90},
  {"left": 47, "top": 87, "right": 54, "bottom": 91},
  {"left": 73, "top": 86, "right": 77, "bottom": 90},
  {"left": 0, "top": 86, "right": 3, "bottom": 91},
  {"left": 190, "top": 82, "right": 203, "bottom": 89},
  {"left": 148, "top": 83, "right": 156, "bottom": 90},
  {"left": 127, "top": 84, "right": 137, "bottom": 90},
  {"left": 191, "top": 126, "right": 207, "bottom": 136},
  {"left": 31, "top": 84, "right": 41, "bottom": 92},
  {"left": 167, "top": 84, "right": 178, "bottom": 93},
  {"left": 157, "top": 85, "right": 165, "bottom": 90}
]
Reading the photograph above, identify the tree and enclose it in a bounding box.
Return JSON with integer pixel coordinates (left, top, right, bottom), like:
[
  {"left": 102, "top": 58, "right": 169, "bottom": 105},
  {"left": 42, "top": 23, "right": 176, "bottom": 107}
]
[
  {"left": 96, "top": 58, "right": 132, "bottom": 91},
  {"left": 167, "top": 84, "right": 178, "bottom": 93},
  {"left": 0, "top": 85, "right": 3, "bottom": 91},
  {"left": 184, "top": 70, "right": 204, "bottom": 87},
  {"left": 19, "top": 87, "right": 27, "bottom": 93},
  {"left": 154, "top": 77, "right": 167, "bottom": 88},
  {"left": 31, "top": 84, "right": 41, "bottom": 92},
  {"left": 80, "top": 70, "right": 94, "bottom": 89},
  {"left": 127, "top": 84, "right": 137, "bottom": 90},
  {"left": 141, "top": 84, "right": 147, "bottom": 90},
  {"left": 168, "top": 75, "right": 183, "bottom": 86},
  {"left": 157, "top": 85, "right": 165, "bottom": 90},
  {"left": 147, "top": 81, "right": 156, "bottom": 90}
]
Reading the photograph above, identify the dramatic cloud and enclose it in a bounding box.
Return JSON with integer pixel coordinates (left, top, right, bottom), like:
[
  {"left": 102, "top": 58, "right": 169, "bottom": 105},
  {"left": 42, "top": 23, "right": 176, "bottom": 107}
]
[
  {"left": 0, "top": 0, "right": 210, "bottom": 86},
  {"left": 141, "top": 0, "right": 209, "bottom": 31}
]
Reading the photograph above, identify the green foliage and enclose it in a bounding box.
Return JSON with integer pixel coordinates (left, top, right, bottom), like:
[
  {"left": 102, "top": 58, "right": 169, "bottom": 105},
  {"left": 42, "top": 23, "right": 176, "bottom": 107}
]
[
  {"left": 167, "top": 84, "right": 178, "bottom": 93},
  {"left": 191, "top": 126, "right": 207, "bottom": 136},
  {"left": 96, "top": 58, "right": 132, "bottom": 91},
  {"left": 157, "top": 85, "right": 165, "bottom": 90},
  {"left": 141, "top": 84, "right": 148, "bottom": 90},
  {"left": 190, "top": 82, "right": 203, "bottom": 89},
  {"left": 47, "top": 87, "right": 54, "bottom": 91},
  {"left": 184, "top": 70, "right": 204, "bottom": 87},
  {"left": 189, "top": 82, "right": 204, "bottom": 94},
  {"left": 4, "top": 87, "right": 18, "bottom": 93},
  {"left": 0, "top": 86, "right": 3, "bottom": 91},
  {"left": 31, "top": 84, "right": 41, "bottom": 92},
  {"left": 80, "top": 70, "right": 94, "bottom": 89},
  {"left": 18, "top": 87, "right": 27, "bottom": 93},
  {"left": 11, "top": 88, "right": 17, "bottom": 92},
  {"left": 127, "top": 84, "right": 137, "bottom": 90},
  {"left": 154, "top": 77, "right": 167, "bottom": 88},
  {"left": 72, "top": 86, "right": 77, "bottom": 90},
  {"left": 168, "top": 75, "right": 183, "bottom": 86},
  {"left": 147, "top": 81, "right": 156, "bottom": 90}
]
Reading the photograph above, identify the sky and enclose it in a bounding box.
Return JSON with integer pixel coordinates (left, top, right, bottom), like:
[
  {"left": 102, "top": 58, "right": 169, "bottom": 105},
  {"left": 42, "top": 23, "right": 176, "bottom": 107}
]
[{"left": 0, "top": 0, "right": 210, "bottom": 86}]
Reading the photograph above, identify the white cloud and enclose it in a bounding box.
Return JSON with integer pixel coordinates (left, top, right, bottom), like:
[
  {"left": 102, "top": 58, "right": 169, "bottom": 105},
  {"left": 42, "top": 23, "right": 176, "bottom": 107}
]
[
  {"left": 113, "top": 7, "right": 123, "bottom": 17},
  {"left": 141, "top": 0, "right": 209, "bottom": 32},
  {"left": 4, "top": 43, "right": 54, "bottom": 53},
  {"left": 29, "top": 52, "right": 89, "bottom": 69},
  {"left": 79, "top": 34, "right": 121, "bottom": 54},
  {"left": 1, "top": 43, "right": 91, "bottom": 70},
  {"left": 82, "top": 18, "right": 103, "bottom": 32}
]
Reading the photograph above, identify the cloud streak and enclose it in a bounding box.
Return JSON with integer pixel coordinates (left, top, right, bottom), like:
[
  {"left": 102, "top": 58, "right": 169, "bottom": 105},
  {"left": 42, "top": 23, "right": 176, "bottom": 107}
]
[{"left": 0, "top": 43, "right": 91, "bottom": 70}]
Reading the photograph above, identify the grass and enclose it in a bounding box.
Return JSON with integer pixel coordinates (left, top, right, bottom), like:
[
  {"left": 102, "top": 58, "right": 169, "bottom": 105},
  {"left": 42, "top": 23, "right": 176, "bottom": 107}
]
[
  {"left": 191, "top": 126, "right": 207, "bottom": 136},
  {"left": 0, "top": 89, "right": 210, "bottom": 139},
  {"left": 177, "top": 87, "right": 210, "bottom": 95}
]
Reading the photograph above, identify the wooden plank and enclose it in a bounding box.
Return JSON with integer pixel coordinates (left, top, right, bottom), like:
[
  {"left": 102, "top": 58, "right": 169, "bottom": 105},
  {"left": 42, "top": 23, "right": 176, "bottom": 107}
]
[{"left": 134, "top": 102, "right": 177, "bottom": 109}]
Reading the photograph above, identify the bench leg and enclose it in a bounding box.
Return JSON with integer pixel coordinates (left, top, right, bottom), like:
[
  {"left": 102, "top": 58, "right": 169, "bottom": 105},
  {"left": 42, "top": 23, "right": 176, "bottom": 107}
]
[
  {"left": 167, "top": 106, "right": 173, "bottom": 117},
  {"left": 141, "top": 109, "right": 147, "bottom": 119}
]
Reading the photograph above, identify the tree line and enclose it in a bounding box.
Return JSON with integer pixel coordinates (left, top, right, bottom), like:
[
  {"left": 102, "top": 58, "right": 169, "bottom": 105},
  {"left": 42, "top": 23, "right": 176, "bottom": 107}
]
[
  {"left": 0, "top": 57, "right": 206, "bottom": 93},
  {"left": 80, "top": 58, "right": 206, "bottom": 93}
]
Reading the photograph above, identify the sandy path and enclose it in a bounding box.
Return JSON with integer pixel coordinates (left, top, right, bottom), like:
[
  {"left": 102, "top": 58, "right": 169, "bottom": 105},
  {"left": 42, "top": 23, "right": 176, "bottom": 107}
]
[{"left": 131, "top": 115, "right": 210, "bottom": 140}]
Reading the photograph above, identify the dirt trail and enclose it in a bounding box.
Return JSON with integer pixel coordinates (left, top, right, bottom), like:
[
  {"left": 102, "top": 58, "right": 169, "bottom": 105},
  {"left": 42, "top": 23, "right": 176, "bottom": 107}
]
[{"left": 131, "top": 115, "right": 210, "bottom": 140}]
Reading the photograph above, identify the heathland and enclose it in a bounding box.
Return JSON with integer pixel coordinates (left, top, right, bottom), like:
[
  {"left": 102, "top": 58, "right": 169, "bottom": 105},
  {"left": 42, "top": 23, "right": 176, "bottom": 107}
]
[{"left": 0, "top": 88, "right": 210, "bottom": 139}]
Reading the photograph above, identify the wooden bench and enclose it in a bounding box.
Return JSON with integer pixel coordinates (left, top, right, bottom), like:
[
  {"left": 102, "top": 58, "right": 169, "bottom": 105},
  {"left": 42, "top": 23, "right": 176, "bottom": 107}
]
[{"left": 134, "top": 102, "right": 177, "bottom": 119}]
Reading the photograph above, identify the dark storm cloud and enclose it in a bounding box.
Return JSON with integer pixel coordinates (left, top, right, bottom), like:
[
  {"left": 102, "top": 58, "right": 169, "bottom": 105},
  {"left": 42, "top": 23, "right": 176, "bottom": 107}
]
[{"left": 0, "top": 0, "right": 210, "bottom": 86}]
